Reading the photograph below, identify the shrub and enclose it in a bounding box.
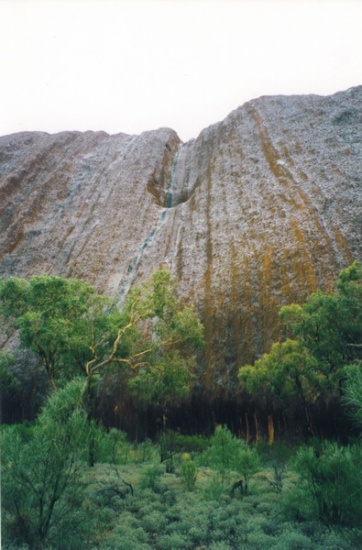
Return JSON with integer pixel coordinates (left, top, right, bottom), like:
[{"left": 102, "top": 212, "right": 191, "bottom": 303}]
[
  {"left": 234, "top": 445, "right": 261, "bottom": 494},
  {"left": 209, "top": 542, "right": 233, "bottom": 550},
  {"left": 273, "top": 529, "right": 314, "bottom": 549},
  {"left": 202, "top": 426, "right": 261, "bottom": 494},
  {"left": 295, "top": 441, "right": 362, "bottom": 528},
  {"left": 100, "top": 523, "right": 151, "bottom": 550},
  {"left": 137, "top": 438, "right": 157, "bottom": 462},
  {"left": 282, "top": 483, "right": 316, "bottom": 522},
  {"left": 95, "top": 427, "right": 132, "bottom": 464},
  {"left": 139, "top": 464, "right": 163, "bottom": 491},
  {"left": 140, "top": 509, "right": 168, "bottom": 535},
  {"left": 157, "top": 532, "right": 191, "bottom": 550},
  {"left": 203, "top": 474, "right": 226, "bottom": 500},
  {"left": 202, "top": 426, "right": 243, "bottom": 485},
  {"left": 181, "top": 460, "right": 197, "bottom": 491}
]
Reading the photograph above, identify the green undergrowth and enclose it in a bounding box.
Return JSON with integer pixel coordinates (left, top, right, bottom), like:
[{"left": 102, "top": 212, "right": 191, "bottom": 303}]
[
  {"left": 84, "top": 460, "right": 360, "bottom": 550},
  {"left": 3, "top": 428, "right": 361, "bottom": 550}
]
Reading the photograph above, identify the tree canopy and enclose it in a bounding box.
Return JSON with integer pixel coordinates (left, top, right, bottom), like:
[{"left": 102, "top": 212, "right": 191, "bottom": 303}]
[
  {"left": 0, "top": 270, "right": 204, "bottom": 409},
  {"left": 0, "top": 275, "right": 118, "bottom": 386},
  {"left": 239, "top": 262, "right": 362, "bottom": 433},
  {"left": 279, "top": 261, "right": 362, "bottom": 371}
]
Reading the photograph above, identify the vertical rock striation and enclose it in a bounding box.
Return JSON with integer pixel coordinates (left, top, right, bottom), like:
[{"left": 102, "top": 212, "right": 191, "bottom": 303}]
[{"left": 0, "top": 87, "right": 361, "bottom": 394}]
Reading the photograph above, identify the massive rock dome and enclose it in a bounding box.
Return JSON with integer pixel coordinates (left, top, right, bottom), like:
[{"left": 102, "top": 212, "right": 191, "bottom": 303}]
[{"left": 1, "top": 86, "right": 361, "bottom": 394}]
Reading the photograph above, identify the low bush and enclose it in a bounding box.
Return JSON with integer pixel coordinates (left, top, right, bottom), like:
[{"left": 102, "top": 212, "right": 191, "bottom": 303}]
[
  {"left": 3, "top": 422, "right": 362, "bottom": 550},
  {"left": 139, "top": 463, "right": 163, "bottom": 491},
  {"left": 181, "top": 459, "right": 198, "bottom": 491}
]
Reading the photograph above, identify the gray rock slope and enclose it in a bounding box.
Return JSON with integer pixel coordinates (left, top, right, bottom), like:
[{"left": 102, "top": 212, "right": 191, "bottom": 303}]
[{"left": 0, "top": 86, "right": 361, "bottom": 392}]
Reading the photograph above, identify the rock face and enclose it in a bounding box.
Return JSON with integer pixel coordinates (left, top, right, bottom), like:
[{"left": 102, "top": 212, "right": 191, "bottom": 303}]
[{"left": 0, "top": 87, "right": 361, "bottom": 394}]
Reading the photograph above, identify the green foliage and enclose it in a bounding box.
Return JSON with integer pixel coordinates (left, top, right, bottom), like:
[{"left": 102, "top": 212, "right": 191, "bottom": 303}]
[
  {"left": 128, "top": 350, "right": 195, "bottom": 408},
  {"left": 343, "top": 363, "right": 362, "bottom": 430},
  {"left": 174, "top": 433, "right": 210, "bottom": 453},
  {"left": 239, "top": 262, "right": 362, "bottom": 431},
  {"left": 139, "top": 464, "right": 163, "bottom": 491},
  {"left": 1, "top": 379, "right": 99, "bottom": 549},
  {"left": 280, "top": 261, "right": 362, "bottom": 373},
  {"left": 272, "top": 528, "right": 314, "bottom": 550},
  {"left": 239, "top": 339, "right": 319, "bottom": 405},
  {"left": 4, "top": 430, "right": 360, "bottom": 549},
  {"left": 93, "top": 427, "right": 133, "bottom": 464},
  {"left": 157, "top": 533, "right": 191, "bottom": 549},
  {"left": 158, "top": 430, "right": 208, "bottom": 456},
  {"left": 203, "top": 474, "right": 226, "bottom": 501},
  {"left": 157, "top": 429, "right": 208, "bottom": 474},
  {"left": 268, "top": 462, "right": 287, "bottom": 493},
  {"left": 0, "top": 349, "right": 21, "bottom": 400},
  {"left": 234, "top": 445, "right": 261, "bottom": 494},
  {"left": 0, "top": 271, "right": 204, "bottom": 417},
  {"left": 4, "top": 264, "right": 362, "bottom": 549},
  {"left": 202, "top": 426, "right": 260, "bottom": 492},
  {"left": 181, "top": 459, "right": 197, "bottom": 491},
  {"left": 202, "top": 426, "right": 242, "bottom": 483},
  {"left": 137, "top": 438, "right": 158, "bottom": 462},
  {"left": 125, "top": 270, "right": 204, "bottom": 410},
  {"left": 295, "top": 441, "right": 362, "bottom": 528},
  {"left": 0, "top": 275, "right": 116, "bottom": 385},
  {"left": 97, "top": 506, "right": 151, "bottom": 550}
]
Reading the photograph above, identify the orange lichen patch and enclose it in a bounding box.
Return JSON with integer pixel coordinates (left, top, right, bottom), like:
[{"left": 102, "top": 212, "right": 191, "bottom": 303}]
[
  {"left": 256, "top": 247, "right": 281, "bottom": 353},
  {"left": 263, "top": 248, "right": 272, "bottom": 284},
  {"left": 248, "top": 102, "right": 342, "bottom": 282},
  {"left": 332, "top": 226, "right": 355, "bottom": 264},
  {"left": 305, "top": 263, "right": 318, "bottom": 293},
  {"left": 175, "top": 233, "right": 184, "bottom": 281},
  {"left": 235, "top": 256, "right": 255, "bottom": 365},
  {"left": 291, "top": 219, "right": 305, "bottom": 246}
]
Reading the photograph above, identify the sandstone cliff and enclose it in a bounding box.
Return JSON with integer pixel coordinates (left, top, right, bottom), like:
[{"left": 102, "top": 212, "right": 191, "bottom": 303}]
[{"left": 1, "top": 87, "right": 361, "bottom": 394}]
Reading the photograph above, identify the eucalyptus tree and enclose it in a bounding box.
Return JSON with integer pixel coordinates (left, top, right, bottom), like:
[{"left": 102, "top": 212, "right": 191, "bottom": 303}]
[
  {"left": 279, "top": 261, "right": 362, "bottom": 373},
  {"left": 0, "top": 275, "right": 117, "bottom": 387},
  {"left": 239, "top": 262, "right": 362, "bottom": 437},
  {"left": 0, "top": 270, "right": 204, "bottom": 409}
]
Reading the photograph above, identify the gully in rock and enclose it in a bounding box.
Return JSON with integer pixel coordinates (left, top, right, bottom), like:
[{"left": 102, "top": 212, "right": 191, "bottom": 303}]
[{"left": 117, "top": 145, "right": 183, "bottom": 304}]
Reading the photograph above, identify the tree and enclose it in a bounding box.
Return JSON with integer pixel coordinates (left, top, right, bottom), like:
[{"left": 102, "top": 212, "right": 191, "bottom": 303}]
[
  {"left": 0, "top": 275, "right": 118, "bottom": 387},
  {"left": 1, "top": 378, "right": 98, "bottom": 549},
  {"left": 239, "top": 262, "right": 362, "bottom": 437},
  {"left": 239, "top": 339, "right": 320, "bottom": 402},
  {"left": 0, "top": 270, "right": 204, "bottom": 426},
  {"left": 343, "top": 363, "right": 362, "bottom": 431},
  {"left": 0, "top": 349, "right": 20, "bottom": 408},
  {"left": 203, "top": 426, "right": 243, "bottom": 486},
  {"left": 82, "top": 270, "right": 204, "bottom": 407},
  {"left": 202, "top": 425, "right": 260, "bottom": 492},
  {"left": 295, "top": 441, "right": 362, "bottom": 528},
  {"left": 239, "top": 339, "right": 319, "bottom": 433},
  {"left": 279, "top": 261, "right": 362, "bottom": 375}
]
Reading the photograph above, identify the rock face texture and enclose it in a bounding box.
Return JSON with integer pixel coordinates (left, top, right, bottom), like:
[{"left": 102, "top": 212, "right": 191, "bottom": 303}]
[{"left": 1, "top": 87, "right": 361, "bottom": 394}]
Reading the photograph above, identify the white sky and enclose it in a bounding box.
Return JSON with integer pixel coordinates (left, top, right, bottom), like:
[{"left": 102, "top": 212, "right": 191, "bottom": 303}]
[{"left": 1, "top": 0, "right": 361, "bottom": 142}]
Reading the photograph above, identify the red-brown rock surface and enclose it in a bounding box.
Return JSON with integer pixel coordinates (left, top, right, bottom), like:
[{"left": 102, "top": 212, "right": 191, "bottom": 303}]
[{"left": 1, "top": 87, "right": 361, "bottom": 393}]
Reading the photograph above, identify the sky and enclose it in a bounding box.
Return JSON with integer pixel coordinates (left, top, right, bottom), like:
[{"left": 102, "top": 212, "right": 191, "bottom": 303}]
[{"left": 1, "top": 0, "right": 361, "bottom": 142}]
